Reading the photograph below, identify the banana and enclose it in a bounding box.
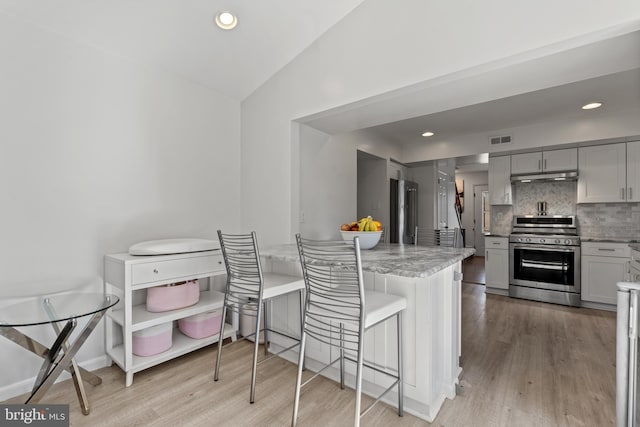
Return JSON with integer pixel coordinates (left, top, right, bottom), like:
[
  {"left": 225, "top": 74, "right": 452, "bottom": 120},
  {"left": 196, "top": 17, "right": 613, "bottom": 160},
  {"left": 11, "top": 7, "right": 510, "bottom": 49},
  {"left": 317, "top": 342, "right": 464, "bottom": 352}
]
[
  {"left": 356, "top": 216, "right": 379, "bottom": 231},
  {"left": 355, "top": 216, "right": 379, "bottom": 231}
]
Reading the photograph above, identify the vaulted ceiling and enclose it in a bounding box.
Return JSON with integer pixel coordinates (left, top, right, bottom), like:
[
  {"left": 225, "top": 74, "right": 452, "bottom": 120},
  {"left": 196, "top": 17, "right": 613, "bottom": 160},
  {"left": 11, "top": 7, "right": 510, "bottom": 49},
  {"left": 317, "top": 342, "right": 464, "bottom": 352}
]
[
  {"left": 0, "top": 0, "right": 366, "bottom": 100},
  {"left": 2, "top": 1, "right": 638, "bottom": 149}
]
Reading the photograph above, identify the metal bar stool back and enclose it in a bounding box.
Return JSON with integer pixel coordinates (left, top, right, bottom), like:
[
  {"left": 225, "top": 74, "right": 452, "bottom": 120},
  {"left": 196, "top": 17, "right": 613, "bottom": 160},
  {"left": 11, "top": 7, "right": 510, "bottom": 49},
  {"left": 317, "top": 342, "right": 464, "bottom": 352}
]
[
  {"left": 293, "top": 234, "right": 406, "bottom": 427},
  {"left": 415, "top": 226, "right": 459, "bottom": 247},
  {"left": 215, "top": 230, "right": 305, "bottom": 403}
]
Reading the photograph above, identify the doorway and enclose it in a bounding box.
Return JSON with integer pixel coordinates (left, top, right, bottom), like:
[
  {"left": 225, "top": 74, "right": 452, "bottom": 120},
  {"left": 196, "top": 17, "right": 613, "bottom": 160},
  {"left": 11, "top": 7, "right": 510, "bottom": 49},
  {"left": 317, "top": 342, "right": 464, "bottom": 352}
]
[{"left": 473, "top": 184, "right": 489, "bottom": 255}]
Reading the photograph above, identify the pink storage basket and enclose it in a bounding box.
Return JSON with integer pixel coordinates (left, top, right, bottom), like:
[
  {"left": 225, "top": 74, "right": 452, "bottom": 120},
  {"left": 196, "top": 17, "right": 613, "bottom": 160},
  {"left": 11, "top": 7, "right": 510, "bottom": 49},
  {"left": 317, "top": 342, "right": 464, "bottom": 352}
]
[
  {"left": 178, "top": 310, "right": 223, "bottom": 339},
  {"left": 132, "top": 322, "right": 173, "bottom": 356},
  {"left": 146, "top": 280, "right": 200, "bottom": 313}
]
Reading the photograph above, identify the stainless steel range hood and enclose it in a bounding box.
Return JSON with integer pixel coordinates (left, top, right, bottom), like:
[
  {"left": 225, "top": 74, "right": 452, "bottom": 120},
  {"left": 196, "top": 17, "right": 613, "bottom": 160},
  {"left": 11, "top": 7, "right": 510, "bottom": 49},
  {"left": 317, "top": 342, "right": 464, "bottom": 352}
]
[{"left": 510, "top": 171, "right": 578, "bottom": 183}]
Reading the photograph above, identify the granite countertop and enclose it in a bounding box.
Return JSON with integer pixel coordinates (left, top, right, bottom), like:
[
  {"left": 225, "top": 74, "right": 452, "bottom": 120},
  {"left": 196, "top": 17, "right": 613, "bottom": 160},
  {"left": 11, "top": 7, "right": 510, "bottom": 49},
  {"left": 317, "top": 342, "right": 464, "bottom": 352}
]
[
  {"left": 261, "top": 243, "right": 476, "bottom": 279},
  {"left": 484, "top": 233, "right": 510, "bottom": 238},
  {"left": 581, "top": 237, "right": 640, "bottom": 243}
]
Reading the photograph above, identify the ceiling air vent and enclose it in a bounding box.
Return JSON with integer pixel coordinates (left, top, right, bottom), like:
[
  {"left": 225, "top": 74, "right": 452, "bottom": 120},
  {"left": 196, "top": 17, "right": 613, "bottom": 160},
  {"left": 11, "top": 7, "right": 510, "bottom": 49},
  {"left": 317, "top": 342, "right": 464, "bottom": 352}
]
[{"left": 489, "top": 135, "right": 513, "bottom": 145}]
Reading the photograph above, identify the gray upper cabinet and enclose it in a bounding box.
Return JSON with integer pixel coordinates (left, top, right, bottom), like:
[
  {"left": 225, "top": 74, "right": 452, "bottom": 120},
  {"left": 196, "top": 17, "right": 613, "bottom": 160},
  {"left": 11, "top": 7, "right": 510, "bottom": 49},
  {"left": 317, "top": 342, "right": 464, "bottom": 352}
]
[
  {"left": 543, "top": 148, "right": 578, "bottom": 172},
  {"left": 511, "top": 148, "right": 577, "bottom": 175},
  {"left": 578, "top": 143, "right": 627, "bottom": 203},
  {"left": 511, "top": 152, "right": 541, "bottom": 174},
  {"left": 626, "top": 140, "right": 640, "bottom": 202},
  {"left": 489, "top": 156, "right": 512, "bottom": 205}
]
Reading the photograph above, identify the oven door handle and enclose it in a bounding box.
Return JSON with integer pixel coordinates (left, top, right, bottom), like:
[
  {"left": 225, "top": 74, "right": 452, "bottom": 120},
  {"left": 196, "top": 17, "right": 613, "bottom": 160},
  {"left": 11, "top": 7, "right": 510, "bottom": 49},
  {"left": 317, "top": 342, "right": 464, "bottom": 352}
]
[{"left": 510, "top": 244, "right": 578, "bottom": 253}]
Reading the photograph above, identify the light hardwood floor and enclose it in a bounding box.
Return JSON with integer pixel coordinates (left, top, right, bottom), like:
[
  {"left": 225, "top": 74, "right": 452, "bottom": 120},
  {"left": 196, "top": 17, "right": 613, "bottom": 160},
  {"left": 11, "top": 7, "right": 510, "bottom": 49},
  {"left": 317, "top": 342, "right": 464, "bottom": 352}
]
[{"left": 4, "top": 275, "right": 616, "bottom": 426}]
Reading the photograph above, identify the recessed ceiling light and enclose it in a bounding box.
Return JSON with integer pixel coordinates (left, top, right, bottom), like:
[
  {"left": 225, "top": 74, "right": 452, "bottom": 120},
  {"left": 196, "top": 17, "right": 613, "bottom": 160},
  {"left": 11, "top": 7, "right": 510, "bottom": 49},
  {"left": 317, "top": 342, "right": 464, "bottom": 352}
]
[
  {"left": 582, "top": 102, "right": 602, "bottom": 110},
  {"left": 215, "top": 11, "right": 238, "bottom": 30},
  {"left": 422, "top": 131, "right": 435, "bottom": 137}
]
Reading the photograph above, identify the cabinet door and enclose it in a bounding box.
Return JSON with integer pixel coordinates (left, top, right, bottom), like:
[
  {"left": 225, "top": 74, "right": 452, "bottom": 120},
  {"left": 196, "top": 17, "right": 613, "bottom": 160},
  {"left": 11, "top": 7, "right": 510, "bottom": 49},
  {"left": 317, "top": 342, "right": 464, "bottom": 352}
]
[
  {"left": 626, "top": 141, "right": 640, "bottom": 202},
  {"left": 577, "top": 143, "right": 626, "bottom": 203},
  {"left": 485, "top": 248, "right": 509, "bottom": 290},
  {"left": 511, "top": 152, "right": 542, "bottom": 175},
  {"left": 489, "top": 156, "right": 512, "bottom": 205},
  {"left": 581, "top": 255, "right": 629, "bottom": 305},
  {"left": 543, "top": 148, "right": 577, "bottom": 172}
]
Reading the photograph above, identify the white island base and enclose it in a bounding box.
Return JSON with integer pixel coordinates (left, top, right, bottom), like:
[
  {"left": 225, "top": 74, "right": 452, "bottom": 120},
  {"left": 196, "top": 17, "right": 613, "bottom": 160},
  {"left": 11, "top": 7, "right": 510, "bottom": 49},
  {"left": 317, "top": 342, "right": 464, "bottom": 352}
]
[{"left": 261, "top": 246, "right": 467, "bottom": 423}]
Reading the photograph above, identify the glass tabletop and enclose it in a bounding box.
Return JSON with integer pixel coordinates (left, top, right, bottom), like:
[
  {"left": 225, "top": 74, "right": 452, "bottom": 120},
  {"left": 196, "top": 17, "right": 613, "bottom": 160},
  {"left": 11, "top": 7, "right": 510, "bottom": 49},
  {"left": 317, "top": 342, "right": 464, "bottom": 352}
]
[{"left": 0, "top": 293, "right": 119, "bottom": 327}]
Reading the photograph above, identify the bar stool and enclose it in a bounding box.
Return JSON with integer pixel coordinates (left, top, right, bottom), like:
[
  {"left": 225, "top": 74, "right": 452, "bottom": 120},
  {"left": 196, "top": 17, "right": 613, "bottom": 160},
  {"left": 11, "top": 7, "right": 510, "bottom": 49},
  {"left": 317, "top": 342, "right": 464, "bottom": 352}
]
[
  {"left": 214, "top": 230, "right": 305, "bottom": 403},
  {"left": 293, "top": 234, "right": 406, "bottom": 427},
  {"left": 415, "top": 226, "right": 459, "bottom": 247}
]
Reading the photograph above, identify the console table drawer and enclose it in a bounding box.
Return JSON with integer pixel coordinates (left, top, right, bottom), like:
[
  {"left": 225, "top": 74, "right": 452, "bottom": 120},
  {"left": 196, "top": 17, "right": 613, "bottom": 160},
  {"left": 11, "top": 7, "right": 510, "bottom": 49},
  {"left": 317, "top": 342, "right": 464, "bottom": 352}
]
[{"left": 131, "top": 254, "right": 224, "bottom": 285}]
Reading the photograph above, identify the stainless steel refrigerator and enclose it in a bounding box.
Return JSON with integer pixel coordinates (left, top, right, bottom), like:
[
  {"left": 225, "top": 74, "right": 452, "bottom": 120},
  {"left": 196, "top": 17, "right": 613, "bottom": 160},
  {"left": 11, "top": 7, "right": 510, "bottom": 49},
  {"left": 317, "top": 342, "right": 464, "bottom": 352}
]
[
  {"left": 389, "top": 178, "right": 418, "bottom": 244},
  {"left": 617, "top": 282, "right": 640, "bottom": 426}
]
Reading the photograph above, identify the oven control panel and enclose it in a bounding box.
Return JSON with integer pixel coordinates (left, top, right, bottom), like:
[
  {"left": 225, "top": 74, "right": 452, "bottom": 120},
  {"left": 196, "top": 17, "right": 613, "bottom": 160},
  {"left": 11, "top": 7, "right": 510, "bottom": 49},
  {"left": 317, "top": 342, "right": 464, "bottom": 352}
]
[{"left": 509, "top": 234, "right": 580, "bottom": 246}]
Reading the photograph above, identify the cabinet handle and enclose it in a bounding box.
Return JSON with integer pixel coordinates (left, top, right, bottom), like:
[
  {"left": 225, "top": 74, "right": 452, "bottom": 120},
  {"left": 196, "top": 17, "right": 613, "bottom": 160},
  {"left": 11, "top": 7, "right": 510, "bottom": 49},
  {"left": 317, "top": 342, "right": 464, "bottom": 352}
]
[
  {"left": 544, "top": 159, "right": 547, "bottom": 170},
  {"left": 538, "top": 160, "right": 541, "bottom": 171},
  {"left": 622, "top": 188, "right": 626, "bottom": 200},
  {"left": 153, "top": 269, "right": 159, "bottom": 274},
  {"left": 597, "top": 248, "right": 616, "bottom": 252},
  {"left": 492, "top": 242, "right": 501, "bottom": 245}
]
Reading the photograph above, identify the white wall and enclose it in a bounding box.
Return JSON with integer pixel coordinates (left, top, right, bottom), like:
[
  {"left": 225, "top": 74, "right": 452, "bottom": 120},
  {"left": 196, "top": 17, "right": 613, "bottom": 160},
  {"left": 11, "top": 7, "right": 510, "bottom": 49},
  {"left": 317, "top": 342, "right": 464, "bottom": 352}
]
[
  {"left": 298, "top": 125, "right": 357, "bottom": 239},
  {"left": 0, "top": 13, "right": 241, "bottom": 397},
  {"left": 241, "top": 0, "right": 640, "bottom": 247}
]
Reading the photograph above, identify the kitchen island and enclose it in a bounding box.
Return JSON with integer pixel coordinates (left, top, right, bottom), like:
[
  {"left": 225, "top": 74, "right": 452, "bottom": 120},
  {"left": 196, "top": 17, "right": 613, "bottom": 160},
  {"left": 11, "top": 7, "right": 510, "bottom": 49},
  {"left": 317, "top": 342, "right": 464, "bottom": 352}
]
[{"left": 259, "top": 242, "right": 475, "bottom": 422}]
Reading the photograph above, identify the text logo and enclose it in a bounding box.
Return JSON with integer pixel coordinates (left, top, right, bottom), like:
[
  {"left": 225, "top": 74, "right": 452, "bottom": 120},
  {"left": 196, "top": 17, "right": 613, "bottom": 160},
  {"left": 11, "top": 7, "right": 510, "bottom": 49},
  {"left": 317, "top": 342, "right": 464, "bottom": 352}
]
[{"left": 1, "top": 405, "right": 69, "bottom": 426}]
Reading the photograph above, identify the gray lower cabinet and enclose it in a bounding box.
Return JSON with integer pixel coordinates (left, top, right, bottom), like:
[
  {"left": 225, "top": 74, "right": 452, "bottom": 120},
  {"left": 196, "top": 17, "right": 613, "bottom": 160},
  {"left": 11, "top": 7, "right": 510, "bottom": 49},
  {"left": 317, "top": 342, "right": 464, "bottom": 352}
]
[
  {"left": 485, "top": 237, "right": 509, "bottom": 295},
  {"left": 581, "top": 242, "right": 631, "bottom": 309}
]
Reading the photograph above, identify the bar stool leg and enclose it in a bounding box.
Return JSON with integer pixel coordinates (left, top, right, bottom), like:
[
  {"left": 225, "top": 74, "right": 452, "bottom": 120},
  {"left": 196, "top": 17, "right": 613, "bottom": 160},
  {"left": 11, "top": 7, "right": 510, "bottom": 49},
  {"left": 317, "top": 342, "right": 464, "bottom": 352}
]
[
  {"left": 214, "top": 306, "right": 228, "bottom": 381},
  {"left": 339, "top": 323, "right": 345, "bottom": 389},
  {"left": 397, "top": 311, "right": 404, "bottom": 417},
  {"left": 263, "top": 301, "right": 269, "bottom": 356},
  {"left": 354, "top": 343, "right": 364, "bottom": 427},
  {"left": 299, "top": 289, "right": 305, "bottom": 371},
  {"left": 250, "top": 302, "right": 262, "bottom": 403},
  {"left": 292, "top": 329, "right": 307, "bottom": 427}
]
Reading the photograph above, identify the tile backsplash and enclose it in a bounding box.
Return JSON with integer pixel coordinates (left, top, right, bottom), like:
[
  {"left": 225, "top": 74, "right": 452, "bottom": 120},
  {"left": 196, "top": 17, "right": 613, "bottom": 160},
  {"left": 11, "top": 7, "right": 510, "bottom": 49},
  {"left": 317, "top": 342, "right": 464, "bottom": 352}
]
[
  {"left": 577, "top": 203, "right": 640, "bottom": 239},
  {"left": 512, "top": 181, "right": 577, "bottom": 216},
  {"left": 490, "top": 180, "right": 640, "bottom": 238}
]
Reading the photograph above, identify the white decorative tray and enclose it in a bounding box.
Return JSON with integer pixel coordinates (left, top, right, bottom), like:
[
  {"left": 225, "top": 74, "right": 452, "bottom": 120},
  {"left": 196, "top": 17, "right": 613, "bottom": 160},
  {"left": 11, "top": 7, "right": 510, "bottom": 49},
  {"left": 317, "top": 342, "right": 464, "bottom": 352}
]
[{"left": 129, "top": 238, "right": 220, "bottom": 255}]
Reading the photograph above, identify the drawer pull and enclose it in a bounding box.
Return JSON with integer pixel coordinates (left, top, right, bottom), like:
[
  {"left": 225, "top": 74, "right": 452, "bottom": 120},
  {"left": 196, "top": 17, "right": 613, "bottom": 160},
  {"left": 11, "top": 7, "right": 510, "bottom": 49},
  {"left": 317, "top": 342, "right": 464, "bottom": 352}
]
[
  {"left": 597, "top": 248, "right": 616, "bottom": 252},
  {"left": 492, "top": 242, "right": 501, "bottom": 245},
  {"left": 153, "top": 269, "right": 159, "bottom": 274}
]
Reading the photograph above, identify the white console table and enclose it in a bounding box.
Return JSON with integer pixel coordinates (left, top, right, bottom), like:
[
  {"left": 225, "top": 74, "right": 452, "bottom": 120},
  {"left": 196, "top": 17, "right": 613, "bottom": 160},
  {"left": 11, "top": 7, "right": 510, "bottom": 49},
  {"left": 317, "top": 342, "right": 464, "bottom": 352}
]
[{"left": 103, "top": 250, "right": 237, "bottom": 386}]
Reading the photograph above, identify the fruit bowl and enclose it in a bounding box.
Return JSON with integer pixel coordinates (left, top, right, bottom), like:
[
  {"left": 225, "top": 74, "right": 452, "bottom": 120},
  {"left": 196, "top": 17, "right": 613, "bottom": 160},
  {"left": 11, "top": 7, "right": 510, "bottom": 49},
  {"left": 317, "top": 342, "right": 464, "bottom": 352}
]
[{"left": 340, "top": 231, "right": 382, "bottom": 250}]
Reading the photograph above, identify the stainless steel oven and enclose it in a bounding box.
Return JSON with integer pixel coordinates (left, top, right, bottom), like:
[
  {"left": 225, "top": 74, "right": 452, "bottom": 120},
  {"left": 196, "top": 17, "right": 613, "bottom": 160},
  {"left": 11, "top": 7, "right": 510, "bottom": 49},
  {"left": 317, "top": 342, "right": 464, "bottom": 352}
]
[{"left": 509, "top": 215, "right": 581, "bottom": 306}]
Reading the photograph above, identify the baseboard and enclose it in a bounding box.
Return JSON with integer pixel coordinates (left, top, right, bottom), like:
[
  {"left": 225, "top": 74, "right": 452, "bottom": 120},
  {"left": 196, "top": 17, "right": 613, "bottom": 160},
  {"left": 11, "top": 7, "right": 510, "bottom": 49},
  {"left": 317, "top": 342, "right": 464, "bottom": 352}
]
[
  {"left": 580, "top": 300, "right": 616, "bottom": 312},
  {"left": 0, "top": 355, "right": 110, "bottom": 402},
  {"left": 485, "top": 287, "right": 509, "bottom": 296}
]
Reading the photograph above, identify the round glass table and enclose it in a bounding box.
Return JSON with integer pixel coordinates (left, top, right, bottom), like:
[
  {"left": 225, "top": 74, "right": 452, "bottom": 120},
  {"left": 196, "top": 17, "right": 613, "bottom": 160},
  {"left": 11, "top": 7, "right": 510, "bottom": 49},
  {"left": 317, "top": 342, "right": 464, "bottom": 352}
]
[{"left": 0, "top": 293, "right": 118, "bottom": 415}]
